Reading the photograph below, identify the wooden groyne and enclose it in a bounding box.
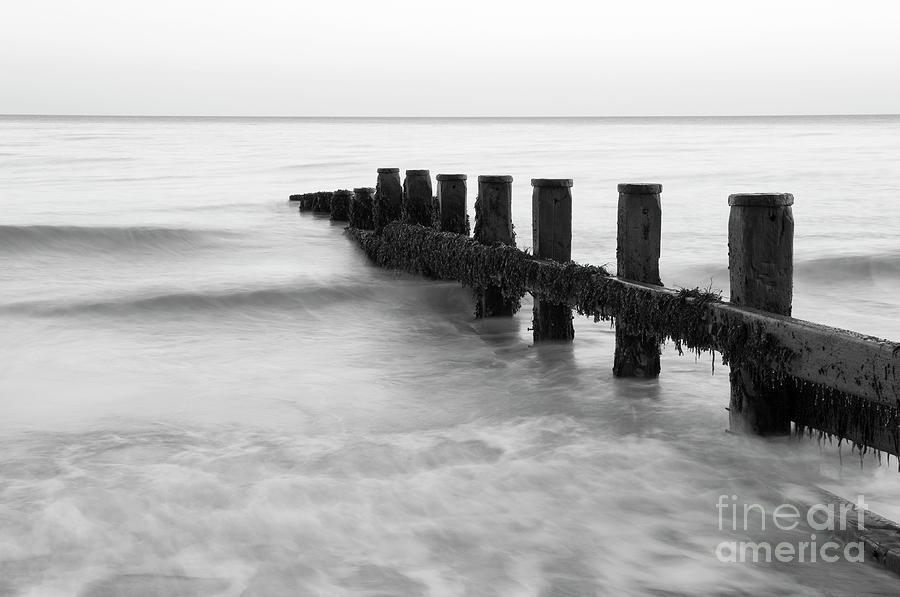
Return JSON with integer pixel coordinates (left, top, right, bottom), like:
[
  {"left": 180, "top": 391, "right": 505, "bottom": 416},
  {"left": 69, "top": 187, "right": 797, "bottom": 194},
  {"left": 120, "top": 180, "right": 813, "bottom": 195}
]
[{"left": 290, "top": 171, "right": 900, "bottom": 460}]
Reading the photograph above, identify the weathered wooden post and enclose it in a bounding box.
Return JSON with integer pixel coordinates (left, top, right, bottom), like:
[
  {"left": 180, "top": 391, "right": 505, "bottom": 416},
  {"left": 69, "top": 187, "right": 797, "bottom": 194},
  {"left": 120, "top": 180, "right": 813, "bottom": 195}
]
[
  {"left": 474, "top": 175, "right": 517, "bottom": 317},
  {"left": 614, "top": 183, "right": 663, "bottom": 377},
  {"left": 403, "top": 170, "right": 433, "bottom": 226},
  {"left": 436, "top": 174, "right": 468, "bottom": 234},
  {"left": 728, "top": 192, "right": 794, "bottom": 435},
  {"left": 374, "top": 168, "right": 403, "bottom": 232},
  {"left": 330, "top": 189, "right": 352, "bottom": 222},
  {"left": 313, "top": 191, "right": 333, "bottom": 213},
  {"left": 350, "top": 187, "right": 375, "bottom": 230},
  {"left": 531, "top": 178, "right": 574, "bottom": 341},
  {"left": 297, "top": 193, "right": 316, "bottom": 211}
]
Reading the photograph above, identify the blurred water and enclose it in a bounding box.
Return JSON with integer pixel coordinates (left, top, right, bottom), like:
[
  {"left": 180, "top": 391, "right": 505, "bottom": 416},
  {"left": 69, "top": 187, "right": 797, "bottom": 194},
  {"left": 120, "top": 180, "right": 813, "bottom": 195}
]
[{"left": 2, "top": 115, "right": 900, "bottom": 596}]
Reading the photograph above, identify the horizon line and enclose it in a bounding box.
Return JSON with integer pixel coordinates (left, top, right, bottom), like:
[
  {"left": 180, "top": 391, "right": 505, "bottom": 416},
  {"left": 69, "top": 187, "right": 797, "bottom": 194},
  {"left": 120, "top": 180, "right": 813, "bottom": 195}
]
[{"left": 2, "top": 112, "right": 899, "bottom": 120}]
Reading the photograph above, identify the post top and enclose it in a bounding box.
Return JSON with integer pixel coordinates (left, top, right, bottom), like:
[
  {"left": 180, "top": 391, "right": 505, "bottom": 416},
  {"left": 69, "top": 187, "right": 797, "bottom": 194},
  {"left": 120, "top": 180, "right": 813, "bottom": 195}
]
[
  {"left": 618, "top": 183, "right": 662, "bottom": 194},
  {"left": 353, "top": 187, "right": 375, "bottom": 194},
  {"left": 405, "top": 169, "right": 430, "bottom": 176},
  {"left": 317, "top": 190, "right": 333, "bottom": 195},
  {"left": 728, "top": 193, "right": 794, "bottom": 207},
  {"left": 377, "top": 167, "right": 400, "bottom": 173},
  {"left": 436, "top": 174, "right": 467, "bottom": 181},
  {"left": 478, "top": 175, "right": 513, "bottom": 183},
  {"left": 531, "top": 178, "right": 573, "bottom": 188},
  {"left": 333, "top": 189, "right": 353, "bottom": 196}
]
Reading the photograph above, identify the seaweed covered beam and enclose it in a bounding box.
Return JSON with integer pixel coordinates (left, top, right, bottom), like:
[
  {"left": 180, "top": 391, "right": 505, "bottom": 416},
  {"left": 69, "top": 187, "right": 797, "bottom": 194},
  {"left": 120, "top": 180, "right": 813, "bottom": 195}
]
[{"left": 348, "top": 220, "right": 900, "bottom": 456}]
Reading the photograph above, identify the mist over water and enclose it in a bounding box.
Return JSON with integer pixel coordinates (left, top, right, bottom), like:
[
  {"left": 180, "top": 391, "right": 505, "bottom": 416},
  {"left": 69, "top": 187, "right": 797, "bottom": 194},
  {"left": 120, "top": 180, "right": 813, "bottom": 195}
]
[{"left": 2, "top": 115, "right": 900, "bottom": 596}]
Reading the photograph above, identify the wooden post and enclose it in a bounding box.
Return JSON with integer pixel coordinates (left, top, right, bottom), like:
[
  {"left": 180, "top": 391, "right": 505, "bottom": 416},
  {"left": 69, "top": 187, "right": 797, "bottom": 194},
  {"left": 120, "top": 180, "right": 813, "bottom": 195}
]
[
  {"left": 614, "top": 183, "right": 663, "bottom": 377},
  {"left": 436, "top": 174, "right": 468, "bottom": 234},
  {"left": 728, "top": 192, "right": 794, "bottom": 435},
  {"left": 330, "top": 189, "right": 352, "bottom": 222},
  {"left": 298, "top": 192, "right": 317, "bottom": 212},
  {"left": 374, "top": 168, "right": 403, "bottom": 233},
  {"left": 313, "top": 191, "right": 333, "bottom": 213},
  {"left": 350, "top": 187, "right": 375, "bottom": 230},
  {"left": 531, "top": 178, "right": 574, "bottom": 341},
  {"left": 474, "top": 175, "right": 516, "bottom": 317},
  {"left": 402, "top": 170, "right": 433, "bottom": 226}
]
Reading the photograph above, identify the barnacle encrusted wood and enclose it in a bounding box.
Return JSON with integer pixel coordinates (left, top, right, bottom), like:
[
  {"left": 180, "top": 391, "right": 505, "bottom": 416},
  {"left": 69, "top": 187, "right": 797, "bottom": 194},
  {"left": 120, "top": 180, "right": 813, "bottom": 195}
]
[{"left": 348, "top": 221, "right": 900, "bottom": 456}]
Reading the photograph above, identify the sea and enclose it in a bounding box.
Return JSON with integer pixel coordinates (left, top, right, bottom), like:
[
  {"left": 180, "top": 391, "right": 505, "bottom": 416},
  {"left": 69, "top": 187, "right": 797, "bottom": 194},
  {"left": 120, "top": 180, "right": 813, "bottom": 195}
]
[{"left": 2, "top": 115, "right": 900, "bottom": 596}]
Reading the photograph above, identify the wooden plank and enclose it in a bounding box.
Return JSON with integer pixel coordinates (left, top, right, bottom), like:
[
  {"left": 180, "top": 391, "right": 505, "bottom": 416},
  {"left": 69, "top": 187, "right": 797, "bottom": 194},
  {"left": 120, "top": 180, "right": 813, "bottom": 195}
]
[{"left": 349, "top": 224, "right": 900, "bottom": 406}]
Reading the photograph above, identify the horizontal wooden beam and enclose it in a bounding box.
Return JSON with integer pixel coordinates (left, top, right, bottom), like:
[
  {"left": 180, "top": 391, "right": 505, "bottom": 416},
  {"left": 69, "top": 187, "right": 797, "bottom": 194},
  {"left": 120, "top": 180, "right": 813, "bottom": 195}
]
[{"left": 548, "top": 264, "right": 900, "bottom": 407}]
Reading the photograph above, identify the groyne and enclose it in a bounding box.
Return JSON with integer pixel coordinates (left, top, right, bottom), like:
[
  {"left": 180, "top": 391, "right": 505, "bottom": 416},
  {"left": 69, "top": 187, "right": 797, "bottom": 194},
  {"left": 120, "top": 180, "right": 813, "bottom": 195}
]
[{"left": 291, "top": 171, "right": 900, "bottom": 459}]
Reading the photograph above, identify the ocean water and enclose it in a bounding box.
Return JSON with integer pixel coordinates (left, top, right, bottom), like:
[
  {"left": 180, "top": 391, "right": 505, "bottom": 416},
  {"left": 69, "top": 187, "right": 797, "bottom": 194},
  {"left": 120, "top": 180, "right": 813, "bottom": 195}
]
[{"left": 2, "top": 115, "right": 900, "bottom": 596}]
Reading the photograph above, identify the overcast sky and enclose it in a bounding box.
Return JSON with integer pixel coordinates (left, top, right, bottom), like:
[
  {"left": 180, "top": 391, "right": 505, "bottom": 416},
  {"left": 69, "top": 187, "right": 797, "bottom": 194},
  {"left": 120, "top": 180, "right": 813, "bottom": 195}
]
[{"left": 2, "top": 0, "right": 898, "bottom": 116}]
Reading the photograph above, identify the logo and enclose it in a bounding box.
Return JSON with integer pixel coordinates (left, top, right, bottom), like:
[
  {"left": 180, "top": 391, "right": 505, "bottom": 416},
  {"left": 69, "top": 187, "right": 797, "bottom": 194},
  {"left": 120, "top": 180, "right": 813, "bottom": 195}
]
[{"left": 715, "top": 494, "right": 866, "bottom": 563}]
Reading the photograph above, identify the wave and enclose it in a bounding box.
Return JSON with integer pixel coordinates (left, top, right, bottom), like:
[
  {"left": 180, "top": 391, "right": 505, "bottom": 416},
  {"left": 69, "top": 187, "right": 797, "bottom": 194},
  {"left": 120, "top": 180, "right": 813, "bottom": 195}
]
[
  {"left": 795, "top": 252, "right": 900, "bottom": 283},
  {"left": 673, "top": 251, "right": 900, "bottom": 288},
  {"left": 1, "top": 282, "right": 373, "bottom": 317},
  {"left": 0, "top": 224, "right": 236, "bottom": 253}
]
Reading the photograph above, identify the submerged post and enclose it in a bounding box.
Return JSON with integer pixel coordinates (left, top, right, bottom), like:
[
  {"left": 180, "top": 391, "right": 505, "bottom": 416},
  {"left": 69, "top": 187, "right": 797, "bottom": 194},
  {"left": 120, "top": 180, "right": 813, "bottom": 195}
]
[
  {"left": 436, "top": 174, "right": 468, "bottom": 234},
  {"left": 330, "top": 189, "right": 352, "bottom": 222},
  {"left": 374, "top": 168, "right": 403, "bottom": 233},
  {"left": 531, "top": 178, "right": 574, "bottom": 341},
  {"left": 727, "top": 192, "right": 794, "bottom": 435},
  {"left": 474, "top": 175, "right": 516, "bottom": 317},
  {"left": 350, "top": 187, "right": 375, "bottom": 230},
  {"left": 614, "top": 183, "right": 663, "bottom": 377},
  {"left": 403, "top": 170, "right": 433, "bottom": 226}
]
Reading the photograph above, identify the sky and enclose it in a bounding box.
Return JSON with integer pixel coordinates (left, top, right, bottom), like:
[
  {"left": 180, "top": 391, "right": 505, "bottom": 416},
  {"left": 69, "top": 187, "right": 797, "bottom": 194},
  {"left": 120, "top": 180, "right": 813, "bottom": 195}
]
[{"left": 1, "top": 0, "right": 898, "bottom": 117}]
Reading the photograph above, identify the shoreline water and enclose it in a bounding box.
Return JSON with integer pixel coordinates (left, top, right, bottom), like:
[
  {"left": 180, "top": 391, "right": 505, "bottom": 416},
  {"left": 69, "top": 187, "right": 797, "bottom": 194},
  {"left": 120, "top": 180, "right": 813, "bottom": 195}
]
[{"left": 2, "top": 114, "right": 900, "bottom": 595}]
